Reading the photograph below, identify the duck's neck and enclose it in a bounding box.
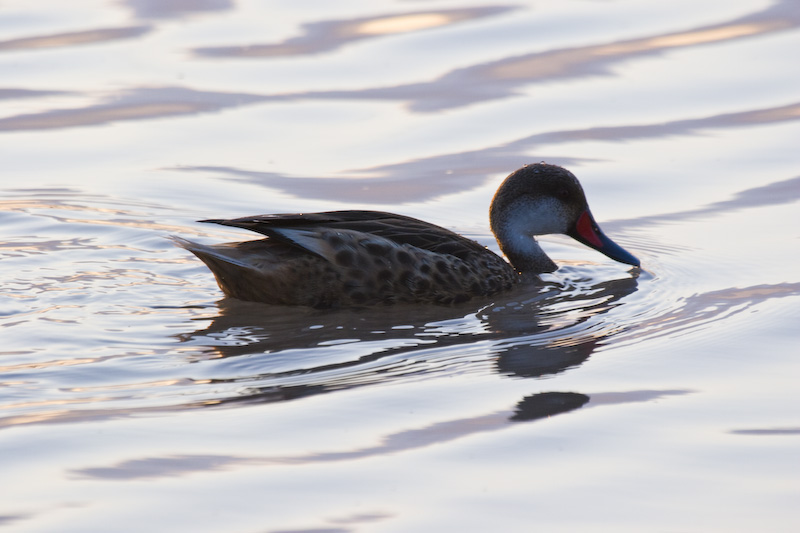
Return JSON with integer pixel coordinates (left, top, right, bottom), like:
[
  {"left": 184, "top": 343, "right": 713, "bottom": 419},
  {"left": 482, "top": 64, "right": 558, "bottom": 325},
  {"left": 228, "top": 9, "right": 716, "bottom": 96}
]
[
  {"left": 497, "top": 231, "right": 558, "bottom": 275},
  {"left": 491, "top": 199, "right": 561, "bottom": 275}
]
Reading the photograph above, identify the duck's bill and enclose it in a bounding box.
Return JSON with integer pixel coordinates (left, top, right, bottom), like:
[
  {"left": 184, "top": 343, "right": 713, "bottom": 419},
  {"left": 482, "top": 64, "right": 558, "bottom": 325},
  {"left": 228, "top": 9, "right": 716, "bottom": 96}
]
[{"left": 567, "top": 211, "right": 640, "bottom": 267}]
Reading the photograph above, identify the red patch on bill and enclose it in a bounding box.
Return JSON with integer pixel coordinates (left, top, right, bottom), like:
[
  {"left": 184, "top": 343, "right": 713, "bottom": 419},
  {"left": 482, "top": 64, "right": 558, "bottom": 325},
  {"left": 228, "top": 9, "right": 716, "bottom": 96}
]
[{"left": 576, "top": 211, "right": 603, "bottom": 248}]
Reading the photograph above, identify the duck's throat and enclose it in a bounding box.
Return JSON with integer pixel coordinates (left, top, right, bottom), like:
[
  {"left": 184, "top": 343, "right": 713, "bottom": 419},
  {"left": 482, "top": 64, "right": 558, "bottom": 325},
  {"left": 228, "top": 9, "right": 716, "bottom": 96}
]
[{"left": 501, "top": 235, "right": 558, "bottom": 275}]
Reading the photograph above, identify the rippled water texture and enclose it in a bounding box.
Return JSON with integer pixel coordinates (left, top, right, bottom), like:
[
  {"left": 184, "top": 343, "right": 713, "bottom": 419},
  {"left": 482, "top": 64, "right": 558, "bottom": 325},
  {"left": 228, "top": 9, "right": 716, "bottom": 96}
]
[{"left": 2, "top": 1, "right": 799, "bottom": 531}]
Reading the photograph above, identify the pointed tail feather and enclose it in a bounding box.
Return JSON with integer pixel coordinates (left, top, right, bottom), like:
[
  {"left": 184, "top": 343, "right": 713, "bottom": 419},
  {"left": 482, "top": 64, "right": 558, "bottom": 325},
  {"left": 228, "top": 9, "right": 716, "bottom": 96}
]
[{"left": 169, "top": 236, "right": 252, "bottom": 269}]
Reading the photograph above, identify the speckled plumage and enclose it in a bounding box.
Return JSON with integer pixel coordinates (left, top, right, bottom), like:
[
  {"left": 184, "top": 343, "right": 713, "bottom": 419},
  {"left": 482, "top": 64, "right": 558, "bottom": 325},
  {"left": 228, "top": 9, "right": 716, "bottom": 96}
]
[
  {"left": 175, "top": 164, "right": 640, "bottom": 307},
  {"left": 174, "top": 211, "right": 517, "bottom": 307}
]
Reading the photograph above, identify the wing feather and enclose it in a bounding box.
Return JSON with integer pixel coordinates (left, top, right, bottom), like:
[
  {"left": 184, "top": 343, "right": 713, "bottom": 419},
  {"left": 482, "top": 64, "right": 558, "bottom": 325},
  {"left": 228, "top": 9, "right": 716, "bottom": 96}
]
[{"left": 201, "top": 210, "right": 488, "bottom": 259}]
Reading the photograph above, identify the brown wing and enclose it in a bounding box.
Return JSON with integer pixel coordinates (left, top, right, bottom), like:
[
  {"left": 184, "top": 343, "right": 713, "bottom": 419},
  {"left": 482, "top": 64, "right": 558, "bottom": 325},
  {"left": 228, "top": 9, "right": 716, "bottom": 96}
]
[{"left": 201, "top": 210, "right": 490, "bottom": 260}]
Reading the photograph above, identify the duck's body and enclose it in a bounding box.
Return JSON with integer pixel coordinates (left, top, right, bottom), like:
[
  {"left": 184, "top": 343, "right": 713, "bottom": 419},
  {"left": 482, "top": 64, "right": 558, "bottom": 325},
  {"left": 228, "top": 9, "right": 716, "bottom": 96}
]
[
  {"left": 174, "top": 211, "right": 517, "bottom": 307},
  {"left": 176, "top": 164, "right": 639, "bottom": 307}
]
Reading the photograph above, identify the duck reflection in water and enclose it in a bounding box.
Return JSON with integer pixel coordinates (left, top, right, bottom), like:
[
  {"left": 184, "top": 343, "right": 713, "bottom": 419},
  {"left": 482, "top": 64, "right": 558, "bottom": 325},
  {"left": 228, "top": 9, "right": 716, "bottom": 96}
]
[
  {"left": 174, "top": 163, "right": 639, "bottom": 307},
  {"left": 178, "top": 267, "right": 640, "bottom": 418}
]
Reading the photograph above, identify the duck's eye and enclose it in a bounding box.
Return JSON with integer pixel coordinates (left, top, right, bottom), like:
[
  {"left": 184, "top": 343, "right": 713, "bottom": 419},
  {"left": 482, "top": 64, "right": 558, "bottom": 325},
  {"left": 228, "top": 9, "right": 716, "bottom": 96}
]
[{"left": 555, "top": 189, "right": 570, "bottom": 200}]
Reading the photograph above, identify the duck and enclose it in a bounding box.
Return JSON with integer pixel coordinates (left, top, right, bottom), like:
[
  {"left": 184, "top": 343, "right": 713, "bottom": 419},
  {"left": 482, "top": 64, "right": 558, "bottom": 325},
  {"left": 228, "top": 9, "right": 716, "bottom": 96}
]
[{"left": 174, "top": 163, "right": 640, "bottom": 308}]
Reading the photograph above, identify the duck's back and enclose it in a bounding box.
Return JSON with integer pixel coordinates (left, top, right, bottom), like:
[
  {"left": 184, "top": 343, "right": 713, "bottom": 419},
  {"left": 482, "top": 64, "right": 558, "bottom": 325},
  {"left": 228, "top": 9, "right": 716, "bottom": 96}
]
[{"left": 175, "top": 210, "right": 517, "bottom": 307}]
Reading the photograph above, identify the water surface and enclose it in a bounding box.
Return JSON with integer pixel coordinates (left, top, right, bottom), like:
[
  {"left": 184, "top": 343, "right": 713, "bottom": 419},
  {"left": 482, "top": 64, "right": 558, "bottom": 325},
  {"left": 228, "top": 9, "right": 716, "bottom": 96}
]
[{"left": 1, "top": 0, "right": 799, "bottom": 531}]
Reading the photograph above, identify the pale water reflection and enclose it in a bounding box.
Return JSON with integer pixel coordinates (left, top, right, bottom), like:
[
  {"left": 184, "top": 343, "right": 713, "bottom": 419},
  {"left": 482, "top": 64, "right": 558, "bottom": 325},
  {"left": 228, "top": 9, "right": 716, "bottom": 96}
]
[
  {"left": 193, "top": 6, "right": 517, "bottom": 58},
  {"left": 71, "top": 389, "right": 695, "bottom": 481},
  {"left": 0, "top": 26, "right": 151, "bottom": 52},
  {"left": 173, "top": 101, "right": 800, "bottom": 203},
  {"left": 1, "top": 0, "right": 799, "bottom": 531}
]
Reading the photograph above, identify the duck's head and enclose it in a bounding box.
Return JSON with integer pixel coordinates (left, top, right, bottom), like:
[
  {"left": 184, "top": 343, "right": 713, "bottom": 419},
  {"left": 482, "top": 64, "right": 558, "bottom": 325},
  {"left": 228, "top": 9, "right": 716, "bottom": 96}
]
[{"left": 490, "top": 163, "right": 640, "bottom": 275}]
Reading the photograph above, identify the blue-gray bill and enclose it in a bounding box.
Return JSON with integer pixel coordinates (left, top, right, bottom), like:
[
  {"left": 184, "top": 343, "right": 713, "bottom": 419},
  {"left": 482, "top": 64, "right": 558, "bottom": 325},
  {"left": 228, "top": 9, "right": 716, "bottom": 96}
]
[{"left": 567, "top": 210, "right": 640, "bottom": 267}]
